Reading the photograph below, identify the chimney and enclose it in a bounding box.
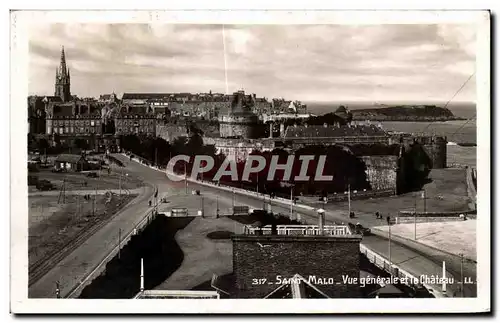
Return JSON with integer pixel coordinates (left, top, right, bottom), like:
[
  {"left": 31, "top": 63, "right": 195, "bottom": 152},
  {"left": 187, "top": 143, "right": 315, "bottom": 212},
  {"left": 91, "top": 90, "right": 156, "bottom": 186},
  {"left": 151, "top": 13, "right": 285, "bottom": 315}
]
[{"left": 140, "top": 258, "right": 145, "bottom": 292}]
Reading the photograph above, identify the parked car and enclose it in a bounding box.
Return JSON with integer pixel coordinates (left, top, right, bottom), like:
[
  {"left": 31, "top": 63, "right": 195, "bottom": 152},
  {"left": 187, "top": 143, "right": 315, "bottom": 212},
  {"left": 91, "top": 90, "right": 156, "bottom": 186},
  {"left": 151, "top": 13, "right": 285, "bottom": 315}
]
[
  {"left": 36, "top": 179, "right": 54, "bottom": 191},
  {"left": 87, "top": 172, "right": 98, "bottom": 178},
  {"left": 354, "top": 223, "right": 371, "bottom": 236}
]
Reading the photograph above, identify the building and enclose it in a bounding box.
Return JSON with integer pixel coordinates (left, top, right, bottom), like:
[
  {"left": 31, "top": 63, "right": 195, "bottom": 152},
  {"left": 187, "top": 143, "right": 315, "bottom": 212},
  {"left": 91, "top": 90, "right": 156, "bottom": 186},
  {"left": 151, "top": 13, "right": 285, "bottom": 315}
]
[
  {"left": 114, "top": 105, "right": 156, "bottom": 137},
  {"left": 27, "top": 96, "right": 48, "bottom": 134},
  {"left": 54, "top": 154, "right": 88, "bottom": 171},
  {"left": 54, "top": 47, "right": 71, "bottom": 103},
  {"left": 98, "top": 93, "right": 119, "bottom": 104},
  {"left": 45, "top": 99, "right": 103, "bottom": 149},
  {"left": 226, "top": 220, "right": 362, "bottom": 298}
]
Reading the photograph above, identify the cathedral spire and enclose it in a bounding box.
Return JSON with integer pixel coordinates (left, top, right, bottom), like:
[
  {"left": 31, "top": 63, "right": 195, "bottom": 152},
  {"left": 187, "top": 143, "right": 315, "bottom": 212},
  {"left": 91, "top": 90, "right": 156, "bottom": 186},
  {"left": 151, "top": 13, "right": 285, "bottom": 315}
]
[
  {"left": 55, "top": 45, "right": 71, "bottom": 102},
  {"left": 59, "top": 46, "right": 67, "bottom": 76}
]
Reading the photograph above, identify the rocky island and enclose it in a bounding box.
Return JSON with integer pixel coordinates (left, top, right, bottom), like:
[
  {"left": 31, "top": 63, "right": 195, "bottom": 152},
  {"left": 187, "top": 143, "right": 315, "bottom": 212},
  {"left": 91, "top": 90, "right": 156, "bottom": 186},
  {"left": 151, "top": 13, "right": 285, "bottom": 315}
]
[{"left": 351, "top": 105, "right": 464, "bottom": 122}]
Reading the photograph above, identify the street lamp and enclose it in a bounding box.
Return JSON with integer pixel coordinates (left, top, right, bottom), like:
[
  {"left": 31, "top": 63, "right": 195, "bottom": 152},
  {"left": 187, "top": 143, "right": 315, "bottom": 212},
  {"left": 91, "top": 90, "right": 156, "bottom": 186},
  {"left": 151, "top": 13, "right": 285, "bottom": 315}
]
[
  {"left": 386, "top": 216, "right": 392, "bottom": 266},
  {"left": 216, "top": 195, "right": 219, "bottom": 218}
]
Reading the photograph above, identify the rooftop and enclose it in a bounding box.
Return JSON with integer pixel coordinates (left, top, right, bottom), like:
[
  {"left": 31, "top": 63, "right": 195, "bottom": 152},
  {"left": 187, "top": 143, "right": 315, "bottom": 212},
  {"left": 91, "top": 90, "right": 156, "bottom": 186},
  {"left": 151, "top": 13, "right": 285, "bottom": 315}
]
[{"left": 55, "top": 154, "right": 86, "bottom": 163}]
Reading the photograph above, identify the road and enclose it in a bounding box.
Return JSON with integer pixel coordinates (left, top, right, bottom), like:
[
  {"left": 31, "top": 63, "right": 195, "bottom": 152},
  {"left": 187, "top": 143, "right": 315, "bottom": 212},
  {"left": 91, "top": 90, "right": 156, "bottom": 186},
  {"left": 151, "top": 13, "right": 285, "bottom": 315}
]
[{"left": 111, "top": 154, "right": 477, "bottom": 297}]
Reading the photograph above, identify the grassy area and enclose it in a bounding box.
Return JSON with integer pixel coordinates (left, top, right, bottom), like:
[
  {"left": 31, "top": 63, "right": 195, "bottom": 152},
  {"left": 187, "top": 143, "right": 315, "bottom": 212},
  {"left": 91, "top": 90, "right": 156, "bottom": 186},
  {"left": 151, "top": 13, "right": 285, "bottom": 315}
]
[
  {"left": 330, "top": 168, "right": 470, "bottom": 218},
  {"left": 154, "top": 217, "right": 240, "bottom": 291},
  {"left": 29, "top": 194, "right": 137, "bottom": 270},
  {"left": 374, "top": 220, "right": 476, "bottom": 261},
  {"left": 28, "top": 167, "right": 144, "bottom": 192}
]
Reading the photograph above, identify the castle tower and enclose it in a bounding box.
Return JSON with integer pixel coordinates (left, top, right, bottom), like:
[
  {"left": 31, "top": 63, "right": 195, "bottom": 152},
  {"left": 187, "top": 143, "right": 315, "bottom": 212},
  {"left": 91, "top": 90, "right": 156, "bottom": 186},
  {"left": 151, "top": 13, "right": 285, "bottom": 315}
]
[{"left": 55, "top": 46, "right": 71, "bottom": 102}]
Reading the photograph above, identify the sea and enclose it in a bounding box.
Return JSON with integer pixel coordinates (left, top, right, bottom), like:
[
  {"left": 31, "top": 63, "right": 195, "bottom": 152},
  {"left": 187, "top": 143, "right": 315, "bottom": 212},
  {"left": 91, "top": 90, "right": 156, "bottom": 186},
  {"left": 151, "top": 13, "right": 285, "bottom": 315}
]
[{"left": 305, "top": 101, "right": 477, "bottom": 167}]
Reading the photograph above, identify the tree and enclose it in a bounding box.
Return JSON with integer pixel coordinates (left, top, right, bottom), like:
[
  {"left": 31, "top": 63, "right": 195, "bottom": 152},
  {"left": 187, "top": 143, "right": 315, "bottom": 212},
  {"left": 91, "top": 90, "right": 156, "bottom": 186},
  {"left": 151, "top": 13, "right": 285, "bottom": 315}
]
[{"left": 74, "top": 138, "right": 89, "bottom": 150}]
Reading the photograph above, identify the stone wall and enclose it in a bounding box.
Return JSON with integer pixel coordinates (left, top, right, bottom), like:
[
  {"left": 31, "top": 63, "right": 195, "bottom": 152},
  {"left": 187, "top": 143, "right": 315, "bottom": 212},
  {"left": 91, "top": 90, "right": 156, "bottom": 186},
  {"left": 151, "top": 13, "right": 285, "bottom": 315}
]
[
  {"left": 156, "top": 124, "right": 188, "bottom": 142},
  {"left": 203, "top": 137, "right": 275, "bottom": 162},
  {"left": 219, "top": 115, "right": 264, "bottom": 139},
  {"left": 399, "top": 135, "right": 447, "bottom": 169},
  {"left": 361, "top": 156, "right": 398, "bottom": 193},
  {"left": 465, "top": 166, "right": 477, "bottom": 210},
  {"left": 282, "top": 136, "right": 391, "bottom": 150},
  {"left": 232, "top": 235, "right": 362, "bottom": 298}
]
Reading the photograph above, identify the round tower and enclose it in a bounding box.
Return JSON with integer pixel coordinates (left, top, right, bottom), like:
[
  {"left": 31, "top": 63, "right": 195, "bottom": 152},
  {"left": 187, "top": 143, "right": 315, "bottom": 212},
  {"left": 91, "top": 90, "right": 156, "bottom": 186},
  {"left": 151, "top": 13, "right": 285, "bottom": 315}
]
[{"left": 218, "top": 90, "right": 261, "bottom": 139}]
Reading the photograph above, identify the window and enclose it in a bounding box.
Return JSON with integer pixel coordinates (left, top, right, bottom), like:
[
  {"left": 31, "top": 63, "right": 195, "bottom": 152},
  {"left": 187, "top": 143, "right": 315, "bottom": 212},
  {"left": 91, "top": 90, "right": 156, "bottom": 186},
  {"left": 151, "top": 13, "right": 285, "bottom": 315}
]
[
  {"left": 91, "top": 120, "right": 95, "bottom": 126},
  {"left": 86, "top": 128, "right": 89, "bottom": 133},
  {"left": 70, "top": 126, "right": 74, "bottom": 133},
  {"left": 91, "top": 128, "right": 95, "bottom": 133},
  {"left": 80, "top": 127, "right": 84, "bottom": 133}
]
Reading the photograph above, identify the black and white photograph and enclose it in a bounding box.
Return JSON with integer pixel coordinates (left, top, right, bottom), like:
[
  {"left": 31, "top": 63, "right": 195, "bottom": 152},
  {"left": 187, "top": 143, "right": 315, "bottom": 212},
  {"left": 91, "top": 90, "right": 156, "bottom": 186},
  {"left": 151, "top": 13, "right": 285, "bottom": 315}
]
[{"left": 10, "top": 9, "right": 490, "bottom": 313}]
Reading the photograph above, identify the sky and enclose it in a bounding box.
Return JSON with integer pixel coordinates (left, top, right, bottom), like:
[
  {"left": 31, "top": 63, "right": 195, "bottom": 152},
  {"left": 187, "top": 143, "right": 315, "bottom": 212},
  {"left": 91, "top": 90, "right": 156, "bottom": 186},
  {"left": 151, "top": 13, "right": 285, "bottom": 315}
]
[{"left": 28, "top": 24, "right": 476, "bottom": 103}]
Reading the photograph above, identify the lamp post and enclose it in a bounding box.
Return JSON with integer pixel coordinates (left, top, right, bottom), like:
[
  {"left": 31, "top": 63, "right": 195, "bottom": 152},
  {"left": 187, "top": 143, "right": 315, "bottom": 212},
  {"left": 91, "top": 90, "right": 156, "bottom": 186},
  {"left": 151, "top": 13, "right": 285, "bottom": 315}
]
[
  {"left": 414, "top": 192, "right": 417, "bottom": 240},
  {"left": 55, "top": 281, "right": 60, "bottom": 299},
  {"left": 184, "top": 161, "right": 188, "bottom": 194},
  {"left": 347, "top": 183, "right": 351, "bottom": 216},
  {"left": 387, "top": 216, "right": 392, "bottom": 266},
  {"left": 460, "top": 253, "right": 464, "bottom": 297},
  {"left": 118, "top": 228, "right": 122, "bottom": 260},
  {"left": 423, "top": 189, "right": 426, "bottom": 214},
  {"left": 232, "top": 188, "right": 235, "bottom": 211},
  {"left": 216, "top": 195, "right": 219, "bottom": 218},
  {"left": 201, "top": 196, "right": 205, "bottom": 218}
]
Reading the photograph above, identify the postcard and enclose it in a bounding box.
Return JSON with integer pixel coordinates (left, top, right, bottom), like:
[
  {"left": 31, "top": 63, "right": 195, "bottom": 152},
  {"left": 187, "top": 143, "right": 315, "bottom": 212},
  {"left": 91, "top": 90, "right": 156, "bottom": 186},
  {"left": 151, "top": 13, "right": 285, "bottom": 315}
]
[{"left": 11, "top": 9, "right": 490, "bottom": 314}]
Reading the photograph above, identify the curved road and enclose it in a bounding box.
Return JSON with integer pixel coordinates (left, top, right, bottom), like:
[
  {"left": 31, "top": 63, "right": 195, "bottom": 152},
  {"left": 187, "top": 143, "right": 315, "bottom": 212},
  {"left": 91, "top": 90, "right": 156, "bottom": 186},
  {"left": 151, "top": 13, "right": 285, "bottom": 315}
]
[{"left": 112, "top": 154, "right": 477, "bottom": 298}]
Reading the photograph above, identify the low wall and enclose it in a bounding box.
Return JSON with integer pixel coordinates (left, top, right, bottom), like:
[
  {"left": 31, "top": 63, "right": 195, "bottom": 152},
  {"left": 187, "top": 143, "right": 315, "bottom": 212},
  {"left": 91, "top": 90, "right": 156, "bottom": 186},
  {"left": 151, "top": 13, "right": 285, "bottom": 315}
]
[
  {"left": 395, "top": 216, "right": 466, "bottom": 224},
  {"left": 305, "top": 189, "right": 395, "bottom": 203},
  {"left": 465, "top": 166, "right": 477, "bottom": 210},
  {"left": 399, "top": 210, "right": 475, "bottom": 218}
]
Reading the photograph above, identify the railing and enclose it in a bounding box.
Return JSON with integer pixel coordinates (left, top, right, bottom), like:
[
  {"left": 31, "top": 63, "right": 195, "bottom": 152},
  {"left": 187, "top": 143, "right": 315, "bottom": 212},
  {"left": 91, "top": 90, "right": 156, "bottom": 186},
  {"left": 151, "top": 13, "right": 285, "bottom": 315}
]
[
  {"left": 359, "top": 244, "right": 426, "bottom": 291},
  {"left": 134, "top": 290, "right": 220, "bottom": 299},
  {"left": 243, "top": 225, "right": 352, "bottom": 236}
]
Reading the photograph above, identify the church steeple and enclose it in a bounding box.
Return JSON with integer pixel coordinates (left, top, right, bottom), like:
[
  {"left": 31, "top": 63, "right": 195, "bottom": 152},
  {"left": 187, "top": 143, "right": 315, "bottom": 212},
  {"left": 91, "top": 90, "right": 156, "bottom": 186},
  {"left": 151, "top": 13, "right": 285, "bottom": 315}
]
[{"left": 55, "top": 46, "right": 71, "bottom": 102}]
